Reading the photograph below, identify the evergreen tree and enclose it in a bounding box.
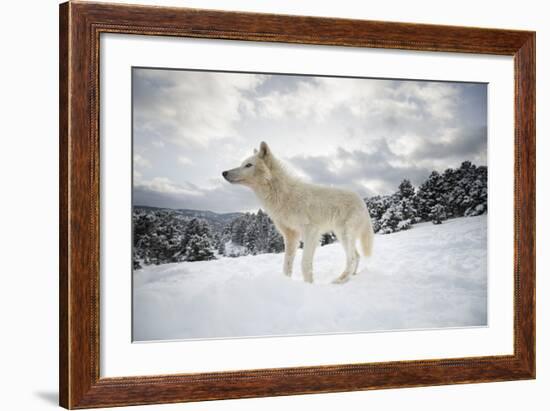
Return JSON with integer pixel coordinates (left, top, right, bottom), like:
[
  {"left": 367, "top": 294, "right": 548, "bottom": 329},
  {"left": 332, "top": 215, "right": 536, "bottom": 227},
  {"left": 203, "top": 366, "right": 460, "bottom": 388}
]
[
  {"left": 363, "top": 161, "right": 487, "bottom": 235},
  {"left": 378, "top": 202, "right": 401, "bottom": 234},
  {"left": 267, "top": 224, "right": 284, "bottom": 253},
  {"left": 254, "top": 209, "right": 271, "bottom": 252},
  {"left": 184, "top": 218, "right": 211, "bottom": 243},
  {"left": 132, "top": 158, "right": 488, "bottom": 267},
  {"left": 415, "top": 171, "right": 445, "bottom": 220},
  {"left": 430, "top": 204, "right": 447, "bottom": 225},
  {"left": 133, "top": 249, "right": 142, "bottom": 270},
  {"left": 243, "top": 218, "right": 259, "bottom": 254},
  {"left": 230, "top": 215, "right": 248, "bottom": 245},
  {"left": 397, "top": 179, "right": 415, "bottom": 199},
  {"left": 365, "top": 195, "right": 393, "bottom": 233},
  {"left": 217, "top": 239, "right": 226, "bottom": 255},
  {"left": 185, "top": 234, "right": 215, "bottom": 261}
]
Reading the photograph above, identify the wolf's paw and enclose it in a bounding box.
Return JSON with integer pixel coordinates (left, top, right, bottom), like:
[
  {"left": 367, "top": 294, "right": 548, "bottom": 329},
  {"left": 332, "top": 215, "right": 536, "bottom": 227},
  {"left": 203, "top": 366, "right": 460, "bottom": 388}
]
[
  {"left": 332, "top": 273, "right": 351, "bottom": 284},
  {"left": 303, "top": 274, "right": 314, "bottom": 284}
]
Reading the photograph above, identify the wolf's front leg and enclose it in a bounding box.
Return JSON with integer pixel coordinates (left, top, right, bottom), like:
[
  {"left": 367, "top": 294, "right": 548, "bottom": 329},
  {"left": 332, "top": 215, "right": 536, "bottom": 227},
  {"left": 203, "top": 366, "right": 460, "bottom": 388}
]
[
  {"left": 282, "top": 229, "right": 300, "bottom": 277},
  {"left": 301, "top": 229, "right": 320, "bottom": 283}
]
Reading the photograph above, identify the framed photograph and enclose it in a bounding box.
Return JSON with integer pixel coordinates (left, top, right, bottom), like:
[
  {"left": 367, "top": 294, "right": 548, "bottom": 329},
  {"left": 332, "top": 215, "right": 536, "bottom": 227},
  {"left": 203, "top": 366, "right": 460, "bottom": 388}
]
[{"left": 59, "top": 1, "right": 535, "bottom": 409}]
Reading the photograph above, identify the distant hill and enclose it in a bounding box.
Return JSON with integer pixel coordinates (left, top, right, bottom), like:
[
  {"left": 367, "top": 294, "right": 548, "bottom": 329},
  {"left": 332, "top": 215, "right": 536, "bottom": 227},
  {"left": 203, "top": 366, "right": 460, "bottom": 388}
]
[{"left": 133, "top": 205, "right": 243, "bottom": 233}]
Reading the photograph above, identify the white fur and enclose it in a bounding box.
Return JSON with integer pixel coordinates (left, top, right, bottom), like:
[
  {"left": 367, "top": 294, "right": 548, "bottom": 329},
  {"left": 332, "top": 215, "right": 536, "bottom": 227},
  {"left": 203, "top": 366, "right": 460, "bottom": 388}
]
[{"left": 223, "top": 142, "right": 374, "bottom": 284}]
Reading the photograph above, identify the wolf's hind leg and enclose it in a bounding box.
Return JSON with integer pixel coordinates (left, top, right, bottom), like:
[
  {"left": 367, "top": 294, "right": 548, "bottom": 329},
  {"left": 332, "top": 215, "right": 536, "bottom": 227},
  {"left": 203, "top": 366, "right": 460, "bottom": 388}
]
[
  {"left": 351, "top": 249, "right": 360, "bottom": 275},
  {"left": 333, "top": 231, "right": 359, "bottom": 284}
]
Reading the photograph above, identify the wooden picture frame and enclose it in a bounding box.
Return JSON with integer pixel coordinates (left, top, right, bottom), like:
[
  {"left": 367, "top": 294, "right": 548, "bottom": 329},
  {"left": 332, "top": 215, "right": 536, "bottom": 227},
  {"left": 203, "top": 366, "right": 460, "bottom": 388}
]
[{"left": 59, "top": 1, "right": 535, "bottom": 408}]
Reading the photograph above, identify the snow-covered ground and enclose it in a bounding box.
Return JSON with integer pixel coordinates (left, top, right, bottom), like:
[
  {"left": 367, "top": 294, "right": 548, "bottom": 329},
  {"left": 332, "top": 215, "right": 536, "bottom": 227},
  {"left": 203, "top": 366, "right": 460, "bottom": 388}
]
[{"left": 133, "top": 215, "right": 487, "bottom": 342}]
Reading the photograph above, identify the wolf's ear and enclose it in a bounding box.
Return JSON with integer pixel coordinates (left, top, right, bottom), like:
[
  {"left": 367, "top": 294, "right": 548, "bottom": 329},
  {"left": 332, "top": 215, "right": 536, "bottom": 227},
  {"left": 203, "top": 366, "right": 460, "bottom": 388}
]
[
  {"left": 258, "top": 141, "right": 270, "bottom": 159},
  {"left": 253, "top": 148, "right": 258, "bottom": 154}
]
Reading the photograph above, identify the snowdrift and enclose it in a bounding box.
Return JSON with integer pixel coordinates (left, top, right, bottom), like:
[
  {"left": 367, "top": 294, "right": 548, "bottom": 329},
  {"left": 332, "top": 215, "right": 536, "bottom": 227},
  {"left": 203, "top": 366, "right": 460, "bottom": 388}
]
[{"left": 133, "top": 215, "right": 487, "bottom": 341}]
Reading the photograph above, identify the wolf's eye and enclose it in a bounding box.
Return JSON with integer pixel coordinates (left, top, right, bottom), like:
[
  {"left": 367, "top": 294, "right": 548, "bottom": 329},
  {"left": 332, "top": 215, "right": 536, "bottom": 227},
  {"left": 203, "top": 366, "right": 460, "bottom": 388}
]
[{"left": 245, "top": 163, "right": 253, "bottom": 168}]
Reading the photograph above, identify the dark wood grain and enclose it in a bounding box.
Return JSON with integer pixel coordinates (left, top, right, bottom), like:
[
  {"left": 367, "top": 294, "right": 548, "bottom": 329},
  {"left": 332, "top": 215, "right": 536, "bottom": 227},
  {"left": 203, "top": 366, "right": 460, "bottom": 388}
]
[
  {"left": 59, "top": 1, "right": 536, "bottom": 408},
  {"left": 514, "top": 33, "right": 536, "bottom": 376},
  {"left": 59, "top": 2, "right": 69, "bottom": 407}
]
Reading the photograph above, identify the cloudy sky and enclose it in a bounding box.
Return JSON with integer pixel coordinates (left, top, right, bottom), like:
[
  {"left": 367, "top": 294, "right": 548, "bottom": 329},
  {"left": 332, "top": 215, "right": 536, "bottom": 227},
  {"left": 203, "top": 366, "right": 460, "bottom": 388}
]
[{"left": 133, "top": 67, "right": 487, "bottom": 213}]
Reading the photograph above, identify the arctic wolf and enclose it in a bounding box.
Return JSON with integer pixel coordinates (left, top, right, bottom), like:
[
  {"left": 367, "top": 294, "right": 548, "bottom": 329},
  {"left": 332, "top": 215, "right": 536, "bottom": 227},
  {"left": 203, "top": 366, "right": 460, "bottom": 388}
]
[{"left": 222, "top": 142, "right": 374, "bottom": 284}]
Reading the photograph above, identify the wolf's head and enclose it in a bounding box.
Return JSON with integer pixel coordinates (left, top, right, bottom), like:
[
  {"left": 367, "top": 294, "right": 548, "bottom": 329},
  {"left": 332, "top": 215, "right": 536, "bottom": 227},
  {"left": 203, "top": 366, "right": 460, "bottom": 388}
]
[{"left": 222, "top": 141, "right": 274, "bottom": 187}]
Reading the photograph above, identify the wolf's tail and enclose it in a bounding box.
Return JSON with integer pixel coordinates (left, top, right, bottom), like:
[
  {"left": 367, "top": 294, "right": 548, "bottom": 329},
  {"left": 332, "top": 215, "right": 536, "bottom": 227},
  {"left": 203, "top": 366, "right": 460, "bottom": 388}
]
[{"left": 359, "top": 211, "right": 375, "bottom": 257}]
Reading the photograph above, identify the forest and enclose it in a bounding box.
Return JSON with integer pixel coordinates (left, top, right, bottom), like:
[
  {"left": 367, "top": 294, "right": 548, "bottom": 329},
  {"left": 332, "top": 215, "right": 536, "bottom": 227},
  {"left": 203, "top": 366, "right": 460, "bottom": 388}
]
[{"left": 133, "top": 161, "right": 487, "bottom": 268}]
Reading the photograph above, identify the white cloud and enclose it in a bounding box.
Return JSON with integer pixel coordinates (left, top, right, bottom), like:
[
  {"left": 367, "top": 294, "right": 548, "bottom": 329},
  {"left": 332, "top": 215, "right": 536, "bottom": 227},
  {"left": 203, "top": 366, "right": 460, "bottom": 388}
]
[
  {"left": 134, "top": 70, "right": 267, "bottom": 147},
  {"left": 247, "top": 77, "right": 463, "bottom": 161},
  {"left": 256, "top": 77, "right": 383, "bottom": 121},
  {"left": 136, "top": 177, "right": 203, "bottom": 197},
  {"left": 134, "top": 153, "right": 151, "bottom": 168},
  {"left": 133, "top": 69, "right": 486, "bottom": 212},
  {"left": 177, "top": 156, "right": 194, "bottom": 166},
  {"left": 387, "top": 133, "right": 424, "bottom": 157},
  {"left": 255, "top": 77, "right": 458, "bottom": 125},
  {"left": 397, "top": 81, "right": 458, "bottom": 120}
]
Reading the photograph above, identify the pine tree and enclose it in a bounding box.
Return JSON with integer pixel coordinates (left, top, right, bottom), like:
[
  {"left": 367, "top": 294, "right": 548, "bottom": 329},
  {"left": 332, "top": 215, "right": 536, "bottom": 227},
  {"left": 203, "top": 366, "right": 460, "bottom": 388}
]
[
  {"left": 230, "top": 215, "right": 248, "bottom": 245},
  {"left": 415, "top": 171, "right": 445, "bottom": 220},
  {"left": 132, "top": 159, "right": 488, "bottom": 266},
  {"left": 254, "top": 209, "right": 271, "bottom": 252},
  {"left": 217, "top": 239, "right": 226, "bottom": 255},
  {"left": 133, "top": 249, "right": 142, "bottom": 270},
  {"left": 397, "top": 179, "right": 415, "bottom": 199},
  {"left": 267, "top": 224, "right": 284, "bottom": 253},
  {"left": 184, "top": 218, "right": 211, "bottom": 243},
  {"left": 430, "top": 204, "right": 447, "bottom": 225},
  {"left": 378, "top": 202, "right": 401, "bottom": 233},
  {"left": 365, "top": 195, "right": 393, "bottom": 233},
  {"left": 243, "top": 218, "right": 259, "bottom": 254},
  {"left": 185, "top": 234, "right": 215, "bottom": 261}
]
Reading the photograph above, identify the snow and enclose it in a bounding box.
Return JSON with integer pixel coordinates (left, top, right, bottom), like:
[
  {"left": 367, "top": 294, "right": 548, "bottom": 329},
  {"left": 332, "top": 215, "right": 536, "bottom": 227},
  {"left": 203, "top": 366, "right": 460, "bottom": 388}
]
[
  {"left": 221, "top": 240, "right": 248, "bottom": 257},
  {"left": 133, "top": 215, "right": 487, "bottom": 341}
]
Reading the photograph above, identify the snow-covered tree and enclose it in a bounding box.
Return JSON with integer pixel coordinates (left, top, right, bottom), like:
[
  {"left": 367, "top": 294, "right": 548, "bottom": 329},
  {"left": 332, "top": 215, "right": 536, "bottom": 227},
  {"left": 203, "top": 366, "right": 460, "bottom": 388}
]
[
  {"left": 365, "top": 195, "right": 394, "bottom": 232},
  {"left": 430, "top": 204, "right": 447, "bottom": 225},
  {"left": 230, "top": 215, "right": 249, "bottom": 245},
  {"left": 267, "top": 224, "right": 284, "bottom": 253},
  {"left": 378, "top": 201, "right": 402, "bottom": 234},
  {"left": 221, "top": 210, "right": 285, "bottom": 256},
  {"left": 185, "top": 234, "right": 215, "bottom": 261},
  {"left": 217, "top": 239, "right": 226, "bottom": 255},
  {"left": 415, "top": 170, "right": 445, "bottom": 221},
  {"left": 397, "top": 179, "right": 415, "bottom": 199},
  {"left": 184, "top": 218, "right": 211, "bottom": 244},
  {"left": 253, "top": 209, "right": 272, "bottom": 253},
  {"left": 243, "top": 219, "right": 259, "bottom": 254},
  {"left": 364, "top": 161, "right": 487, "bottom": 235},
  {"left": 132, "top": 159, "right": 488, "bottom": 267}
]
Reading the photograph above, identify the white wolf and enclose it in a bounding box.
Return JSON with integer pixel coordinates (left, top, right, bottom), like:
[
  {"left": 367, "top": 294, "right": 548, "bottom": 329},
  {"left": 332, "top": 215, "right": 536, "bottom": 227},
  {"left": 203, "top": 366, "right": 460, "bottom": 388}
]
[{"left": 223, "top": 142, "right": 374, "bottom": 284}]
